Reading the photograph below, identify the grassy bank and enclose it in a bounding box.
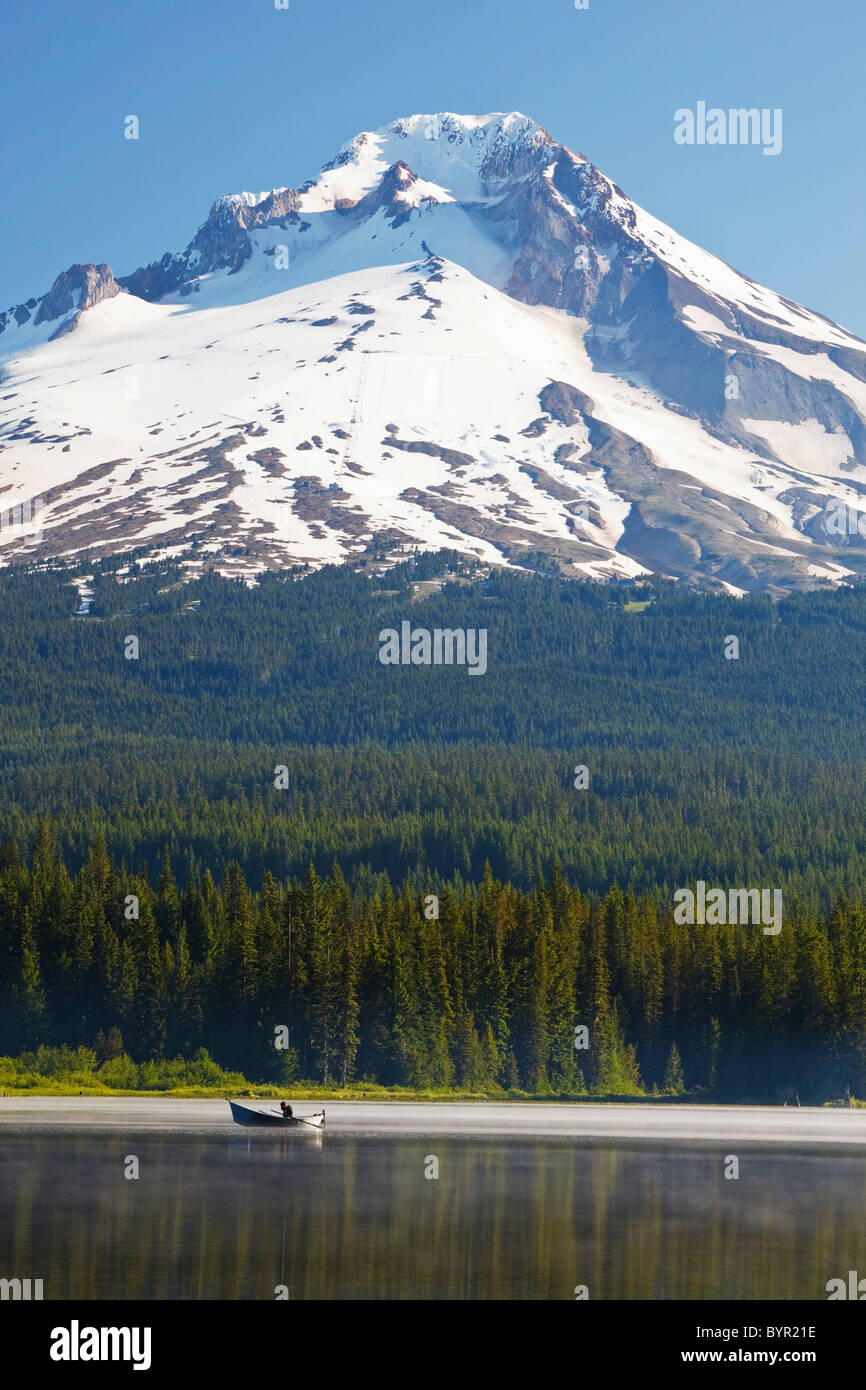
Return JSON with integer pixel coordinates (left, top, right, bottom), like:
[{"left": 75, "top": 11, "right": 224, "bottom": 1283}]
[
  {"left": 3, "top": 1046, "right": 860, "bottom": 1104},
  {"left": 0, "top": 1044, "right": 655, "bottom": 1102}
]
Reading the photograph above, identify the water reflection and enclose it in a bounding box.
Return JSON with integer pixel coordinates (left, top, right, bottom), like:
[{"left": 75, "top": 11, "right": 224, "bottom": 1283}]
[{"left": 1, "top": 1134, "right": 863, "bottom": 1299}]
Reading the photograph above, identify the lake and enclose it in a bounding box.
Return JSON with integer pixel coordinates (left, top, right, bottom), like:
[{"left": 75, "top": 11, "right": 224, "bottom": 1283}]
[{"left": 2, "top": 1124, "right": 864, "bottom": 1299}]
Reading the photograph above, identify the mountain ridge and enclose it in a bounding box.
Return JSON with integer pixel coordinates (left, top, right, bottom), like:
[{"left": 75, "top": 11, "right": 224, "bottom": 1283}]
[{"left": 2, "top": 110, "right": 865, "bottom": 593}]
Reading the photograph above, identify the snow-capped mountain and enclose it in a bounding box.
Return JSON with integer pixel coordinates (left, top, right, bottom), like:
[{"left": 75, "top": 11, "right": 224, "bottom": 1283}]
[{"left": 2, "top": 110, "right": 866, "bottom": 592}]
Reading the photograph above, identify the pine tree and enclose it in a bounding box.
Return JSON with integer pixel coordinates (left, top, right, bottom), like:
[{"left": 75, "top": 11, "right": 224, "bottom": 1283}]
[
  {"left": 663, "top": 1042, "right": 685, "bottom": 1096},
  {"left": 155, "top": 849, "right": 180, "bottom": 944},
  {"left": 14, "top": 911, "right": 48, "bottom": 1046},
  {"left": 129, "top": 893, "right": 167, "bottom": 1060}
]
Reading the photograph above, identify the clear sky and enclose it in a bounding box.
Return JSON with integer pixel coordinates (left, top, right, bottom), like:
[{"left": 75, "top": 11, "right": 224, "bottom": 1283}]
[{"left": 1, "top": 0, "right": 864, "bottom": 335}]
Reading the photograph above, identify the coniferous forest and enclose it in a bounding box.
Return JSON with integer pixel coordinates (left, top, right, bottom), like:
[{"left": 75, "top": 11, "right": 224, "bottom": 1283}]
[{"left": 2, "top": 552, "right": 866, "bottom": 1099}]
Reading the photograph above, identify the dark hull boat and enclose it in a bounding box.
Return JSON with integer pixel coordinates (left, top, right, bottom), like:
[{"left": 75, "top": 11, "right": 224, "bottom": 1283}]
[{"left": 228, "top": 1100, "right": 325, "bottom": 1129}]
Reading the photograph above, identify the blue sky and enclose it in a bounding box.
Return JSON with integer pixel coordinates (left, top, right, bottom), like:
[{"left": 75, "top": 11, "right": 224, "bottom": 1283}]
[{"left": 2, "top": 0, "right": 864, "bottom": 334}]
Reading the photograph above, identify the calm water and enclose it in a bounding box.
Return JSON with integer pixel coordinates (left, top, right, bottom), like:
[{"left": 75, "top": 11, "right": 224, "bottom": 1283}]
[{"left": 1, "top": 1133, "right": 863, "bottom": 1299}]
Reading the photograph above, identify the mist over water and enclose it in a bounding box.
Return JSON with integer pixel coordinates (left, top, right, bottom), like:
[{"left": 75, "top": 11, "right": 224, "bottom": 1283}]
[{"left": 2, "top": 1133, "right": 864, "bottom": 1300}]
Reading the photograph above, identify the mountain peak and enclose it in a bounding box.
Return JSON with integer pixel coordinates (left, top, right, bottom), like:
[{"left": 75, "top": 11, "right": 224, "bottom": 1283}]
[
  {"left": 385, "top": 109, "right": 544, "bottom": 140},
  {"left": 313, "top": 111, "right": 554, "bottom": 207},
  {"left": 326, "top": 110, "right": 541, "bottom": 159},
  {"left": 3, "top": 110, "right": 866, "bottom": 593}
]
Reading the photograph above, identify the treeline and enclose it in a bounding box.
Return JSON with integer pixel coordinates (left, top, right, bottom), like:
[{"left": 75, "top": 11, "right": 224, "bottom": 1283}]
[{"left": 1, "top": 827, "right": 863, "bottom": 1101}]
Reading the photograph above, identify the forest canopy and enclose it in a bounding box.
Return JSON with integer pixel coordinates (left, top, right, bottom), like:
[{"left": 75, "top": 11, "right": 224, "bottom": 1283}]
[{"left": 0, "top": 555, "right": 864, "bottom": 1097}]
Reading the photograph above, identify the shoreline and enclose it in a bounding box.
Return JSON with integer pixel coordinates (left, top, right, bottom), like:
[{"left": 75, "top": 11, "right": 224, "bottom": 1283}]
[{"left": 3, "top": 1096, "right": 866, "bottom": 1144}]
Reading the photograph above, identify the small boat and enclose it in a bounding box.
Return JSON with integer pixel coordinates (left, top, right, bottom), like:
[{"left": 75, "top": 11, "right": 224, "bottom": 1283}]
[{"left": 228, "top": 1100, "right": 326, "bottom": 1129}]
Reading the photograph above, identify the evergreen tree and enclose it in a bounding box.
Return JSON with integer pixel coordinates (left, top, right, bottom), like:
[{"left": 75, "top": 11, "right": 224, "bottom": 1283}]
[{"left": 663, "top": 1042, "right": 685, "bottom": 1096}]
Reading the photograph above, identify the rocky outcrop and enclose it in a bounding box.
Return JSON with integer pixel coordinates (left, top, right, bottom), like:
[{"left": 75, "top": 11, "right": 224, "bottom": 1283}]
[
  {"left": 120, "top": 187, "right": 304, "bottom": 303},
  {"left": 351, "top": 161, "right": 434, "bottom": 229},
  {"left": 1, "top": 266, "right": 119, "bottom": 338},
  {"left": 0, "top": 297, "right": 38, "bottom": 336},
  {"left": 34, "top": 264, "right": 121, "bottom": 326}
]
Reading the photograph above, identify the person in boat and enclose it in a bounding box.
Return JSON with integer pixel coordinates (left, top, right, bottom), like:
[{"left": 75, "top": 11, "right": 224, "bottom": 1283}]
[{"left": 280, "top": 1101, "right": 293, "bottom": 1119}]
